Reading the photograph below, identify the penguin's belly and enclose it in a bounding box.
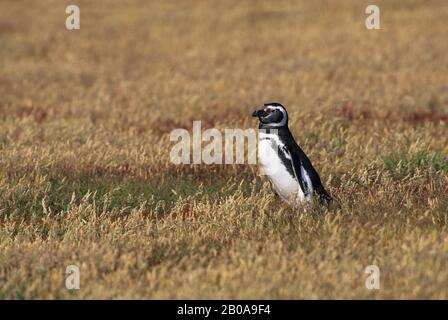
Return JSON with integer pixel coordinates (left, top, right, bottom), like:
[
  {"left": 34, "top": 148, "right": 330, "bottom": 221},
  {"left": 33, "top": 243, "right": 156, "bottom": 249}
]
[{"left": 258, "top": 138, "right": 304, "bottom": 204}]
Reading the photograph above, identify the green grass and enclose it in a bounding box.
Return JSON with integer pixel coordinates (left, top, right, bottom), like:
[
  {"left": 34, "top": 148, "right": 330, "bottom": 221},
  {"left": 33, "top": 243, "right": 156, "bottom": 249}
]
[{"left": 380, "top": 150, "right": 448, "bottom": 175}]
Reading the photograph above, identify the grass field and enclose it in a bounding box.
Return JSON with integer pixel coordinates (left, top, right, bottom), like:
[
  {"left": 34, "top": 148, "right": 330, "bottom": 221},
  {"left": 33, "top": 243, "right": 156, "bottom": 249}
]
[{"left": 1, "top": 0, "right": 448, "bottom": 299}]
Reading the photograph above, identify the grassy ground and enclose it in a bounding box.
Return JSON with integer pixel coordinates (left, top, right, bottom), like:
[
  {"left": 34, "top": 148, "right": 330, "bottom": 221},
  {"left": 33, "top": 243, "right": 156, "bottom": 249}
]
[{"left": 1, "top": 0, "right": 448, "bottom": 299}]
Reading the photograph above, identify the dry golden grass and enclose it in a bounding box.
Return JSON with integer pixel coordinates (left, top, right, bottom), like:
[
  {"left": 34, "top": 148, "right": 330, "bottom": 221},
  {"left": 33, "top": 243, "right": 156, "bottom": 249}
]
[{"left": 1, "top": 0, "right": 448, "bottom": 299}]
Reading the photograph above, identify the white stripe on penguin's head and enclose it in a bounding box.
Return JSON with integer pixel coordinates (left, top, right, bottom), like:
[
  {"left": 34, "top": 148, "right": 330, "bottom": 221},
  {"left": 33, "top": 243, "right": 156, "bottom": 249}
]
[{"left": 262, "top": 102, "right": 288, "bottom": 127}]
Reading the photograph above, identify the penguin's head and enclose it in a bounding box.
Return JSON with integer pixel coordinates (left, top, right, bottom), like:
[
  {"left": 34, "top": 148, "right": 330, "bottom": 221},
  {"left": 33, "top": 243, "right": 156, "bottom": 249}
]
[{"left": 252, "top": 102, "right": 288, "bottom": 128}]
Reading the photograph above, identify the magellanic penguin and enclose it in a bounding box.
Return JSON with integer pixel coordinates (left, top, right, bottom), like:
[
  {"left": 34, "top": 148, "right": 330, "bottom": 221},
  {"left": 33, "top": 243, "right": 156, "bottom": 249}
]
[{"left": 252, "top": 102, "right": 333, "bottom": 208}]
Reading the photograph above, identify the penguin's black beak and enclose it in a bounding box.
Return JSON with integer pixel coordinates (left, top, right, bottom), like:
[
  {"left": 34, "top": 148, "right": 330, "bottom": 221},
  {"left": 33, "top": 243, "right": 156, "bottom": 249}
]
[{"left": 252, "top": 108, "right": 266, "bottom": 118}]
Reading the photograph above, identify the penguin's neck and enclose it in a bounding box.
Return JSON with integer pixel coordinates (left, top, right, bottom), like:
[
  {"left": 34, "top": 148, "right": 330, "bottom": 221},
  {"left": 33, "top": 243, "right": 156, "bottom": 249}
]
[
  {"left": 258, "top": 124, "right": 290, "bottom": 136},
  {"left": 258, "top": 125, "right": 297, "bottom": 148}
]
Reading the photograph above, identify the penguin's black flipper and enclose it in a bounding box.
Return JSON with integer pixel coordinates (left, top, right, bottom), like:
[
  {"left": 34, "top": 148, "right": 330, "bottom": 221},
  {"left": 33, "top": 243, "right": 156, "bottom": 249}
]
[
  {"left": 281, "top": 146, "right": 310, "bottom": 198},
  {"left": 285, "top": 140, "right": 334, "bottom": 207}
]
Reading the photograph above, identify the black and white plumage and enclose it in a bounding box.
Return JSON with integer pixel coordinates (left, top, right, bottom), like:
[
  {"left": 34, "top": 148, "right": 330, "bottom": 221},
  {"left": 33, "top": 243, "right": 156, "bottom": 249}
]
[{"left": 252, "top": 102, "right": 332, "bottom": 207}]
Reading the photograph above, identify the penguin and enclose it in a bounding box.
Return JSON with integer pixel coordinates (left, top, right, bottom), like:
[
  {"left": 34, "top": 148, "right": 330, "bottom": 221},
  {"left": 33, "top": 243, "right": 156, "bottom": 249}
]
[{"left": 252, "top": 102, "right": 333, "bottom": 207}]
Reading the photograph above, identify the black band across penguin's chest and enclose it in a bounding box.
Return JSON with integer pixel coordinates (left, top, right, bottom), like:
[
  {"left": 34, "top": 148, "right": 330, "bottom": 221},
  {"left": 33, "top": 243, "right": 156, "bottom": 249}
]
[{"left": 266, "top": 137, "right": 311, "bottom": 196}]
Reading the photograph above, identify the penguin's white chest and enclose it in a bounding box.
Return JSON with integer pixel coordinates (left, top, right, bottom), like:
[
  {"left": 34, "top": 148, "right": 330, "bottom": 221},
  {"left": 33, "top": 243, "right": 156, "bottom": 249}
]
[{"left": 258, "top": 133, "right": 309, "bottom": 205}]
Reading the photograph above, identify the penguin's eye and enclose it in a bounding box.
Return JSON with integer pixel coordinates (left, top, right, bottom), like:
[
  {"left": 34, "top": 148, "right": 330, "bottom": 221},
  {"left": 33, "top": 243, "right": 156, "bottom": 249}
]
[{"left": 265, "top": 108, "right": 274, "bottom": 114}]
